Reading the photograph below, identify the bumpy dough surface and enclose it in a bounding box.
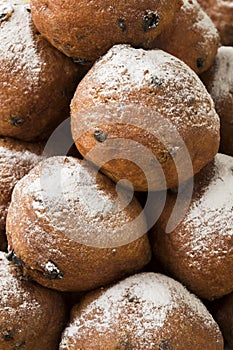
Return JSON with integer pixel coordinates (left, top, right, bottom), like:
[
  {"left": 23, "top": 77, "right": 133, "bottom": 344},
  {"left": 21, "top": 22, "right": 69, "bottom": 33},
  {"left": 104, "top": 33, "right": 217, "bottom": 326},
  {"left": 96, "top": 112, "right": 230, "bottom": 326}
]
[
  {"left": 6, "top": 156, "right": 151, "bottom": 292},
  {"left": 0, "top": 1, "right": 85, "bottom": 141},
  {"left": 0, "top": 251, "right": 66, "bottom": 350},
  {"left": 0, "top": 137, "right": 43, "bottom": 250},
  {"left": 59, "top": 272, "right": 223, "bottom": 350},
  {"left": 201, "top": 46, "right": 233, "bottom": 157},
  {"left": 198, "top": 0, "right": 233, "bottom": 46},
  {"left": 153, "top": 0, "right": 220, "bottom": 74},
  {"left": 151, "top": 153, "right": 233, "bottom": 300},
  {"left": 71, "top": 45, "right": 220, "bottom": 191},
  {"left": 30, "top": 0, "right": 182, "bottom": 61}
]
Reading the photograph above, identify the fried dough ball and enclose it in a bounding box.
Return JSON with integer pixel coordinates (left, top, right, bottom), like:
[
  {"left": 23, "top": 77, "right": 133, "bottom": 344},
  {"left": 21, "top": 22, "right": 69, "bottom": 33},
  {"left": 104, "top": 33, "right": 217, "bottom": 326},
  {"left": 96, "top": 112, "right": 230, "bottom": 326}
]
[
  {"left": 0, "top": 137, "right": 43, "bottom": 250},
  {"left": 151, "top": 153, "right": 233, "bottom": 300},
  {"left": 153, "top": 0, "right": 220, "bottom": 74},
  {"left": 59, "top": 273, "right": 223, "bottom": 350},
  {"left": 198, "top": 0, "right": 233, "bottom": 46},
  {"left": 201, "top": 46, "right": 233, "bottom": 156},
  {"left": 71, "top": 45, "right": 220, "bottom": 192},
  {"left": 0, "top": 251, "right": 66, "bottom": 350},
  {"left": 0, "top": 1, "right": 85, "bottom": 141},
  {"left": 30, "top": 0, "right": 182, "bottom": 62},
  {"left": 6, "top": 156, "right": 151, "bottom": 292}
]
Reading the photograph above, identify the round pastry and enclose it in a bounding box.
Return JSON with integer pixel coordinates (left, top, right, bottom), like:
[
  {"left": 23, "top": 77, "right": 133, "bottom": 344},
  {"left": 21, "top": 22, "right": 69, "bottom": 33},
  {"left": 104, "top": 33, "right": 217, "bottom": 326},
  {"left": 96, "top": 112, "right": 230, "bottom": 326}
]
[
  {"left": 59, "top": 272, "right": 223, "bottom": 350},
  {"left": 0, "top": 251, "right": 66, "bottom": 350},
  {"left": 30, "top": 0, "right": 182, "bottom": 62},
  {"left": 151, "top": 153, "right": 233, "bottom": 300},
  {"left": 71, "top": 44, "right": 220, "bottom": 192},
  {"left": 201, "top": 46, "right": 233, "bottom": 157},
  {"left": 6, "top": 156, "right": 151, "bottom": 292},
  {"left": 209, "top": 292, "right": 233, "bottom": 348},
  {"left": 0, "top": 137, "right": 43, "bottom": 250},
  {"left": 153, "top": 0, "right": 220, "bottom": 74},
  {"left": 197, "top": 0, "right": 233, "bottom": 46},
  {"left": 0, "top": 1, "right": 85, "bottom": 141}
]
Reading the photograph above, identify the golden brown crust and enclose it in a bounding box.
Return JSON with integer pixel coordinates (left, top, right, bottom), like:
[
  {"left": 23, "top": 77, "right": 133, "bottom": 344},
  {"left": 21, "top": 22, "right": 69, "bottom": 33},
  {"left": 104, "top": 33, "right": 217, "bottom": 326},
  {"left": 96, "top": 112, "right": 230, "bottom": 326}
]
[
  {"left": 0, "top": 137, "right": 43, "bottom": 249},
  {"left": 151, "top": 153, "right": 233, "bottom": 300},
  {"left": 0, "top": 251, "right": 66, "bottom": 350},
  {"left": 71, "top": 45, "right": 220, "bottom": 192},
  {"left": 0, "top": 1, "right": 86, "bottom": 141},
  {"left": 59, "top": 273, "right": 223, "bottom": 350},
  {"left": 30, "top": 0, "right": 182, "bottom": 62},
  {"left": 201, "top": 46, "right": 233, "bottom": 157},
  {"left": 198, "top": 0, "right": 233, "bottom": 46},
  {"left": 6, "top": 156, "right": 151, "bottom": 292},
  {"left": 153, "top": 0, "right": 220, "bottom": 74}
]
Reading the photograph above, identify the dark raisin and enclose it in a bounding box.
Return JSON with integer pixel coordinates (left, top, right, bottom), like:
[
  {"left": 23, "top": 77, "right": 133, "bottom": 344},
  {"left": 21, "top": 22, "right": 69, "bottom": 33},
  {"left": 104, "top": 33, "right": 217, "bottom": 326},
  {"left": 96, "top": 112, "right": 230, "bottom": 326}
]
[
  {"left": 44, "top": 261, "right": 64, "bottom": 280},
  {"left": 0, "top": 4, "right": 14, "bottom": 23},
  {"left": 6, "top": 250, "right": 14, "bottom": 261},
  {"left": 117, "top": 18, "right": 127, "bottom": 32},
  {"left": 94, "top": 130, "right": 108, "bottom": 142},
  {"left": 7, "top": 251, "right": 30, "bottom": 281},
  {"left": 128, "top": 295, "right": 139, "bottom": 303},
  {"left": 159, "top": 340, "right": 172, "bottom": 350},
  {"left": 2, "top": 329, "right": 14, "bottom": 341},
  {"left": 10, "top": 117, "right": 25, "bottom": 126},
  {"left": 128, "top": 296, "right": 135, "bottom": 302},
  {"left": 6, "top": 250, "right": 24, "bottom": 268},
  {"left": 142, "top": 10, "right": 160, "bottom": 32},
  {"left": 196, "top": 57, "right": 205, "bottom": 69},
  {"left": 73, "top": 58, "right": 92, "bottom": 65},
  {"left": 151, "top": 76, "right": 164, "bottom": 87}
]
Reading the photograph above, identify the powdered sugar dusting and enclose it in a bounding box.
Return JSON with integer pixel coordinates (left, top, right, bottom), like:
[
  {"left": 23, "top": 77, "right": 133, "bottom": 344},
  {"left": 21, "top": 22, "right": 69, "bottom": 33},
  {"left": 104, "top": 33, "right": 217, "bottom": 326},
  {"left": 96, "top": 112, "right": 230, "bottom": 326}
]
[
  {"left": 60, "top": 273, "right": 218, "bottom": 348},
  {"left": 31, "top": 157, "right": 124, "bottom": 240},
  {"left": 85, "top": 44, "right": 219, "bottom": 133},
  {"left": 0, "top": 145, "right": 42, "bottom": 180},
  {"left": 0, "top": 2, "right": 42, "bottom": 85},
  {"left": 183, "top": 153, "right": 233, "bottom": 258},
  {"left": 207, "top": 46, "right": 233, "bottom": 103},
  {"left": 0, "top": 143, "right": 42, "bottom": 231},
  {"left": 0, "top": 252, "right": 40, "bottom": 315},
  {"left": 9, "top": 156, "right": 146, "bottom": 249},
  {"left": 200, "top": 155, "right": 233, "bottom": 209},
  {"left": 190, "top": 0, "right": 219, "bottom": 41}
]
